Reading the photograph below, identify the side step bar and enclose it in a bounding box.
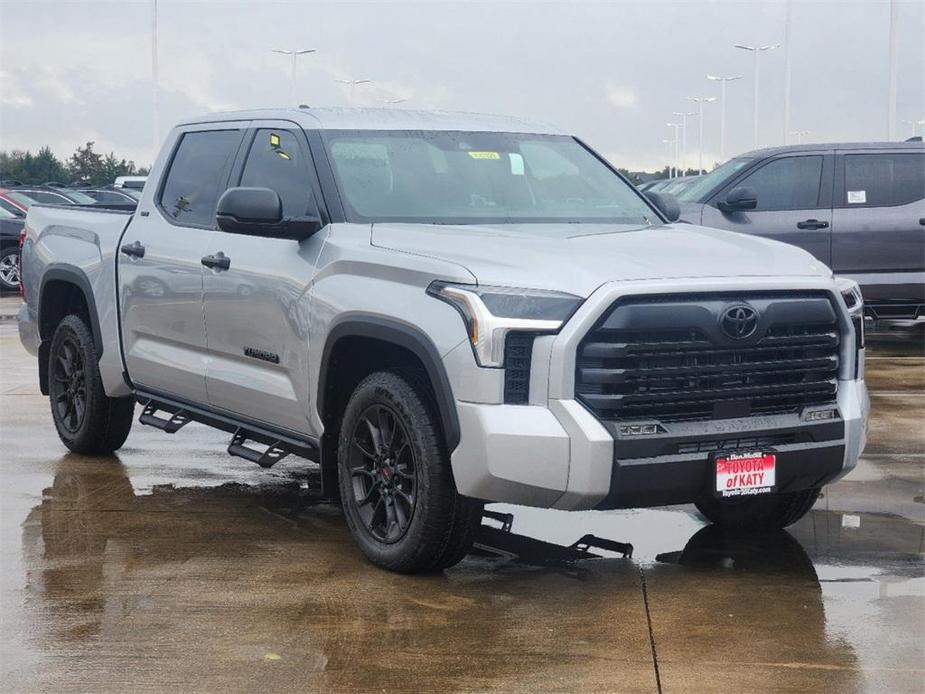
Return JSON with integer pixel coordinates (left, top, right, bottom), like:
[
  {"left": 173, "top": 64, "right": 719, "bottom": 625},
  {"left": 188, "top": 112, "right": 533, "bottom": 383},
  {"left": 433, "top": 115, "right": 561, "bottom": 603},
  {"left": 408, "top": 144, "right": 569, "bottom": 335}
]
[{"left": 135, "top": 390, "right": 320, "bottom": 471}]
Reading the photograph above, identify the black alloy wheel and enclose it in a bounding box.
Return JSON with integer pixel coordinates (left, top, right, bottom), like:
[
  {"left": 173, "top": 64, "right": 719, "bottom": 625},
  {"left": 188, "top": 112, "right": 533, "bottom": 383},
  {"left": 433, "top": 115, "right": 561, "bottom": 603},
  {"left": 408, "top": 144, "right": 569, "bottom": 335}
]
[
  {"left": 51, "top": 336, "right": 87, "bottom": 433},
  {"left": 348, "top": 403, "right": 417, "bottom": 543}
]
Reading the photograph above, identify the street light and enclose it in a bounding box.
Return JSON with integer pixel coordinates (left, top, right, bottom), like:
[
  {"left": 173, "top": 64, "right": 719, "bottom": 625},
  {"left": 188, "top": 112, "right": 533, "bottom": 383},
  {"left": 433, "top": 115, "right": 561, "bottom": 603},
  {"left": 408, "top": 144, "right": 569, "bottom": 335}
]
[
  {"left": 707, "top": 74, "right": 742, "bottom": 161},
  {"left": 272, "top": 48, "right": 316, "bottom": 102},
  {"left": 672, "top": 110, "right": 696, "bottom": 175},
  {"left": 735, "top": 43, "right": 780, "bottom": 148},
  {"left": 335, "top": 78, "right": 373, "bottom": 104},
  {"left": 666, "top": 122, "right": 681, "bottom": 177},
  {"left": 789, "top": 130, "right": 810, "bottom": 144},
  {"left": 687, "top": 96, "right": 716, "bottom": 174},
  {"left": 900, "top": 119, "right": 925, "bottom": 138},
  {"left": 661, "top": 139, "right": 677, "bottom": 178}
]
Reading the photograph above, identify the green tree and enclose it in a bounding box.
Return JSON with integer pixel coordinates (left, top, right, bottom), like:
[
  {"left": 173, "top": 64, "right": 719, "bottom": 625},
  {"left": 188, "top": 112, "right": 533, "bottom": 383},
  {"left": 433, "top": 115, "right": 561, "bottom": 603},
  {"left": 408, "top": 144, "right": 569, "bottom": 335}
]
[{"left": 67, "top": 141, "right": 104, "bottom": 184}]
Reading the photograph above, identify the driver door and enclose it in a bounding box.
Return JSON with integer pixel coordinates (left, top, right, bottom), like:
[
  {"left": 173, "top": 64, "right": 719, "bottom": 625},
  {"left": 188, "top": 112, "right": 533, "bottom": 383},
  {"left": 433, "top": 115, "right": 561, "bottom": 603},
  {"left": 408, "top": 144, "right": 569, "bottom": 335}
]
[{"left": 201, "top": 123, "right": 329, "bottom": 435}]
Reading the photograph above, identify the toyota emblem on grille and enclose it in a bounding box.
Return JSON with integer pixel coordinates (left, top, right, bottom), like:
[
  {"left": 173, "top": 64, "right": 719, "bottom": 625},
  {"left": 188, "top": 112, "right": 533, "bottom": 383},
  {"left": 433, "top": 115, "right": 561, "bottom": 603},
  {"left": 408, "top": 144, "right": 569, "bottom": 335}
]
[{"left": 720, "top": 304, "right": 759, "bottom": 339}]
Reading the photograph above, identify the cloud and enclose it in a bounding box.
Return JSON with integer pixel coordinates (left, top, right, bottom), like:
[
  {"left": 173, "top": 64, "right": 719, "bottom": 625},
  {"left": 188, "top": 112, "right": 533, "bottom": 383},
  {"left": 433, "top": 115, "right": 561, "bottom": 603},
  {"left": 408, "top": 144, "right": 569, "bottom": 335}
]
[{"left": 605, "top": 85, "right": 638, "bottom": 110}]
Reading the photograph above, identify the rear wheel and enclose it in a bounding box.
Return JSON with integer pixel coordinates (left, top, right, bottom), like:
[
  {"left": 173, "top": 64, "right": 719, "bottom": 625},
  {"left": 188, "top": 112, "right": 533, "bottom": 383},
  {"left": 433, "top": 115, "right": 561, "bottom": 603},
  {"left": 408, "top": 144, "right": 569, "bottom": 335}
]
[
  {"left": 337, "top": 370, "right": 483, "bottom": 573},
  {"left": 695, "top": 487, "right": 821, "bottom": 531},
  {"left": 48, "top": 315, "right": 135, "bottom": 454}
]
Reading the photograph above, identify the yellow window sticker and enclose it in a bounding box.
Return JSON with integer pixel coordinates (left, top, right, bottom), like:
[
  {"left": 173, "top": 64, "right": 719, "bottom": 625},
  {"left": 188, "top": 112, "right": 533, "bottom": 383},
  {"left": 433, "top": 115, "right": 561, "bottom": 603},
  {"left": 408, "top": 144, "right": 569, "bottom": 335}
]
[
  {"left": 467, "top": 151, "right": 501, "bottom": 160},
  {"left": 269, "top": 133, "right": 281, "bottom": 148}
]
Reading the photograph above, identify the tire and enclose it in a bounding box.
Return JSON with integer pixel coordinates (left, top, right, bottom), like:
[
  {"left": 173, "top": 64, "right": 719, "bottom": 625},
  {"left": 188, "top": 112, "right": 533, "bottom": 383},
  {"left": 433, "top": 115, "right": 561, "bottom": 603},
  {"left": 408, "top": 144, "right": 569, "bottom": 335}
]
[
  {"left": 48, "top": 314, "right": 135, "bottom": 454},
  {"left": 0, "top": 247, "right": 20, "bottom": 292},
  {"left": 695, "top": 487, "right": 821, "bottom": 531},
  {"left": 337, "top": 370, "right": 483, "bottom": 573}
]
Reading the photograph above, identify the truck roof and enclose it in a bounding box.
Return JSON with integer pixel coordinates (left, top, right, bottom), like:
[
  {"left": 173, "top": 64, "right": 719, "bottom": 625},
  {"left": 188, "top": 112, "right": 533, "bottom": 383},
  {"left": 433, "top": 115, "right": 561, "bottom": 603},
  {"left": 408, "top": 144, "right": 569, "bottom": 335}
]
[
  {"left": 738, "top": 141, "right": 925, "bottom": 158},
  {"left": 175, "top": 107, "right": 565, "bottom": 135}
]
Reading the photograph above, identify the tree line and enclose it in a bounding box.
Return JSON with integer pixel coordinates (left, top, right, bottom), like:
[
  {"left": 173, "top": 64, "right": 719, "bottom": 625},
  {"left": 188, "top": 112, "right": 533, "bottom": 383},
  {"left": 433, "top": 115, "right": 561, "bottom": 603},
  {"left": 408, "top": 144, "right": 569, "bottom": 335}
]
[{"left": 0, "top": 142, "right": 149, "bottom": 187}]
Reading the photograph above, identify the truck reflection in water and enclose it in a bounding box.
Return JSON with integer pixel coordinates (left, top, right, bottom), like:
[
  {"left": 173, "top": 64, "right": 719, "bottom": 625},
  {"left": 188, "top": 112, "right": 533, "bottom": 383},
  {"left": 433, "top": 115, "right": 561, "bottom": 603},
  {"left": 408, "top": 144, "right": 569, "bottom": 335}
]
[{"left": 19, "top": 454, "right": 880, "bottom": 691}]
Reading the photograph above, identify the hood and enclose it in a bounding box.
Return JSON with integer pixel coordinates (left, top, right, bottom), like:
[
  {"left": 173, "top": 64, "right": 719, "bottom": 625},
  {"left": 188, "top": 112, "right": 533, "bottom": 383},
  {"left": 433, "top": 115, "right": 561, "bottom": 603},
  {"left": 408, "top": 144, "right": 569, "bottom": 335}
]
[{"left": 372, "top": 222, "right": 830, "bottom": 297}]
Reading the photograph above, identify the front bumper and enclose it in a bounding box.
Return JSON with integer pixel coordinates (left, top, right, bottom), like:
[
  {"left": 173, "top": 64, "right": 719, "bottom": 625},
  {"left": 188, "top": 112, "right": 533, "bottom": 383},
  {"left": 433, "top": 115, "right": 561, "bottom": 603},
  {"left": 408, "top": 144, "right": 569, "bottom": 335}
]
[{"left": 448, "top": 277, "right": 870, "bottom": 511}]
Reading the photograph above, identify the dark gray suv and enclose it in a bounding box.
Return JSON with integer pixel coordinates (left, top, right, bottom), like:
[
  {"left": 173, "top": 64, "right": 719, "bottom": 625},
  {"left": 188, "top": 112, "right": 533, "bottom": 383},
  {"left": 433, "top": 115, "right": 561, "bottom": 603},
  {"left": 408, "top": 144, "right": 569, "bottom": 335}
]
[{"left": 677, "top": 143, "right": 925, "bottom": 320}]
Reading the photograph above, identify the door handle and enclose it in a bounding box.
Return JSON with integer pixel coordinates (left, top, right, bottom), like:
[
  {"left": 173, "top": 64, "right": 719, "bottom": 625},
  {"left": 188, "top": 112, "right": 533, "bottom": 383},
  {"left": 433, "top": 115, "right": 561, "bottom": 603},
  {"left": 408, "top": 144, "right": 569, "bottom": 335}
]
[
  {"left": 919, "top": 218, "right": 924, "bottom": 226},
  {"left": 120, "top": 241, "right": 146, "bottom": 258},
  {"left": 796, "top": 219, "right": 829, "bottom": 230},
  {"left": 201, "top": 252, "right": 231, "bottom": 271}
]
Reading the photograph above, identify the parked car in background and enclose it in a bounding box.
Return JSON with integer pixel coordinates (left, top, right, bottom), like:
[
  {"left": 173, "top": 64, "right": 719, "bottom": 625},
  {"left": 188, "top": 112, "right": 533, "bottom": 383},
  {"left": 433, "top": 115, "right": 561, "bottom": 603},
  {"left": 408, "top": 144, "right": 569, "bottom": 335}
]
[
  {"left": 114, "top": 175, "right": 146, "bottom": 191},
  {"left": 0, "top": 192, "right": 27, "bottom": 217},
  {"left": 0, "top": 205, "right": 24, "bottom": 292},
  {"left": 77, "top": 187, "right": 140, "bottom": 205},
  {"left": 2, "top": 186, "right": 98, "bottom": 208},
  {"left": 678, "top": 142, "right": 925, "bottom": 320}
]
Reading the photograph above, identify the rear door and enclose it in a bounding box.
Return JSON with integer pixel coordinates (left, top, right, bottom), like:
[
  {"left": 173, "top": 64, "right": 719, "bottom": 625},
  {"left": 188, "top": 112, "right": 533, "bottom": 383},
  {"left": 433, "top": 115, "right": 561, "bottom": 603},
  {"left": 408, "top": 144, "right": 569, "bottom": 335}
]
[
  {"left": 201, "top": 123, "right": 329, "bottom": 435},
  {"left": 118, "top": 125, "right": 246, "bottom": 404},
  {"left": 701, "top": 153, "right": 834, "bottom": 266},
  {"left": 831, "top": 150, "right": 925, "bottom": 312}
]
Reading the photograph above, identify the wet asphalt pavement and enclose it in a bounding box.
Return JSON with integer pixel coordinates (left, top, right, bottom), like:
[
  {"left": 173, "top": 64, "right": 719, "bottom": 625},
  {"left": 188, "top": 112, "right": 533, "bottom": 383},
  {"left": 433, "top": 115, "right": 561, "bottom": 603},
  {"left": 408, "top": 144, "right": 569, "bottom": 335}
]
[{"left": 0, "top": 310, "right": 923, "bottom": 693}]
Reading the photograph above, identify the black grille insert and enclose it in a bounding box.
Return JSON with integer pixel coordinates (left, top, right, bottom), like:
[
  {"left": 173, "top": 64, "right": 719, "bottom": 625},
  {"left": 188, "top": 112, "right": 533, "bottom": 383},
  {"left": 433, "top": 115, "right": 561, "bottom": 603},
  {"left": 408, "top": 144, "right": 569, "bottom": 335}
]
[
  {"left": 576, "top": 293, "right": 841, "bottom": 422},
  {"left": 504, "top": 333, "right": 535, "bottom": 404}
]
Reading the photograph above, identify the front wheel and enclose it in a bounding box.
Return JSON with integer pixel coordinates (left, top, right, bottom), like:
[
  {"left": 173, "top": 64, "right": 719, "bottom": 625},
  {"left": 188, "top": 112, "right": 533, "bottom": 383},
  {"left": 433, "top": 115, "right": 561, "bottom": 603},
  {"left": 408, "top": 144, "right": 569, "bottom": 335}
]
[
  {"left": 0, "top": 247, "right": 20, "bottom": 292},
  {"left": 337, "top": 371, "right": 483, "bottom": 573},
  {"left": 695, "top": 487, "right": 821, "bottom": 531},
  {"left": 48, "top": 315, "right": 135, "bottom": 454}
]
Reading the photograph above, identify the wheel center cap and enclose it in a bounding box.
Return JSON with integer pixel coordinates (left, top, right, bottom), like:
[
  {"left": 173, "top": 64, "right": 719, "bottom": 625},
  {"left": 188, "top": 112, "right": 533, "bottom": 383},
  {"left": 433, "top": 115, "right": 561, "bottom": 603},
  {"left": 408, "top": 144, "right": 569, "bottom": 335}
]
[{"left": 381, "top": 465, "right": 393, "bottom": 483}]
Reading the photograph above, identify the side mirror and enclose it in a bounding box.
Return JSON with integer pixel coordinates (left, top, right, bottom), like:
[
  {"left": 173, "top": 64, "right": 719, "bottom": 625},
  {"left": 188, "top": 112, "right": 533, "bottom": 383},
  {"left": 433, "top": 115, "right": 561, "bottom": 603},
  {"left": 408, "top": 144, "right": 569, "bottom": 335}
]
[
  {"left": 645, "top": 191, "right": 681, "bottom": 222},
  {"left": 718, "top": 186, "right": 758, "bottom": 212},
  {"left": 216, "top": 187, "right": 323, "bottom": 239}
]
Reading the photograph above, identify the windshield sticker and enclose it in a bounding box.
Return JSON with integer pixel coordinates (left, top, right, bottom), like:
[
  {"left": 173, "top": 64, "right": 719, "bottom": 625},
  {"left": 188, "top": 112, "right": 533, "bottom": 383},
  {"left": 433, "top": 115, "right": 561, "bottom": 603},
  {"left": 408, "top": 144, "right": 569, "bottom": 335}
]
[
  {"left": 467, "top": 151, "right": 501, "bottom": 160},
  {"left": 509, "top": 153, "right": 525, "bottom": 175},
  {"left": 847, "top": 190, "right": 866, "bottom": 204}
]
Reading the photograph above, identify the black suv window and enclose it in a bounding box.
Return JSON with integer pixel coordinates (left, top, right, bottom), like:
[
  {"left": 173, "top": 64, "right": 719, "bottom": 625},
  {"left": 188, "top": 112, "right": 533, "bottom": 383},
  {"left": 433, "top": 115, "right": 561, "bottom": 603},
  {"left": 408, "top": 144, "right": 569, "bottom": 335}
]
[
  {"left": 159, "top": 130, "right": 241, "bottom": 226},
  {"left": 734, "top": 155, "right": 823, "bottom": 211},
  {"left": 240, "top": 129, "right": 314, "bottom": 218},
  {"left": 843, "top": 153, "right": 925, "bottom": 207}
]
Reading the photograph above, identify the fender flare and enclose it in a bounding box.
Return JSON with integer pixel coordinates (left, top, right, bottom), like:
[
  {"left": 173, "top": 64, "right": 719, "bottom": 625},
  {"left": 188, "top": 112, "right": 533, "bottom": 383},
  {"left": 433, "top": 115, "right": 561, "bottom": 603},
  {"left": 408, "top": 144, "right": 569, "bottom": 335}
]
[
  {"left": 318, "top": 314, "right": 461, "bottom": 452},
  {"left": 39, "top": 265, "right": 104, "bottom": 356}
]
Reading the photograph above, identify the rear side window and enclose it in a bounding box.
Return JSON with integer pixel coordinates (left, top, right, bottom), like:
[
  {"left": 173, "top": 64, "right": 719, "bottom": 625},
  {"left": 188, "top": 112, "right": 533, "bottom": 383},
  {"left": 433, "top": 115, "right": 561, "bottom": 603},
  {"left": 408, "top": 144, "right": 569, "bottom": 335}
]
[
  {"left": 843, "top": 153, "right": 925, "bottom": 207},
  {"left": 239, "top": 129, "right": 314, "bottom": 218},
  {"left": 159, "top": 130, "right": 241, "bottom": 226},
  {"left": 734, "top": 156, "right": 823, "bottom": 211}
]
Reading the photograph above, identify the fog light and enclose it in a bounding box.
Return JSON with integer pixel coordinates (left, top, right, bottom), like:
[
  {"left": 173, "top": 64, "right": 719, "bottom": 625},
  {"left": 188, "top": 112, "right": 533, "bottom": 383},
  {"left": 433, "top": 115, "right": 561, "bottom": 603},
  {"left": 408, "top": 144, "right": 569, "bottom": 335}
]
[
  {"left": 619, "top": 423, "right": 660, "bottom": 436},
  {"left": 803, "top": 408, "right": 838, "bottom": 422}
]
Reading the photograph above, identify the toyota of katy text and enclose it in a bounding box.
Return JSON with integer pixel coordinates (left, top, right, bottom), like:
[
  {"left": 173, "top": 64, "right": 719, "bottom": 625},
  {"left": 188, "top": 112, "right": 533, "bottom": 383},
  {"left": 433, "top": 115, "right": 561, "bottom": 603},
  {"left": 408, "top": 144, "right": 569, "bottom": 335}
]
[{"left": 18, "top": 108, "right": 870, "bottom": 573}]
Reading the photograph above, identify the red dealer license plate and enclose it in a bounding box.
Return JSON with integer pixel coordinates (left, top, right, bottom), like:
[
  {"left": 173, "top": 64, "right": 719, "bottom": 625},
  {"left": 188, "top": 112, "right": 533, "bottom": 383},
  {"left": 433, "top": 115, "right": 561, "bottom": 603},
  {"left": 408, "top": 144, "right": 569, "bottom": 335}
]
[{"left": 714, "top": 452, "right": 776, "bottom": 498}]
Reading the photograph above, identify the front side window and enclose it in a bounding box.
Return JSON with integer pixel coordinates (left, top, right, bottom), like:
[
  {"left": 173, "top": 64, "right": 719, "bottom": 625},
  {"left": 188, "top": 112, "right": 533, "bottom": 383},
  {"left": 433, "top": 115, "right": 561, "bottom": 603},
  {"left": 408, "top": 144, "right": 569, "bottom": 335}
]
[
  {"left": 159, "top": 130, "right": 241, "bottom": 226},
  {"left": 240, "top": 129, "right": 314, "bottom": 218},
  {"left": 734, "top": 156, "right": 823, "bottom": 211},
  {"left": 323, "top": 130, "right": 656, "bottom": 227},
  {"left": 843, "top": 153, "right": 925, "bottom": 207}
]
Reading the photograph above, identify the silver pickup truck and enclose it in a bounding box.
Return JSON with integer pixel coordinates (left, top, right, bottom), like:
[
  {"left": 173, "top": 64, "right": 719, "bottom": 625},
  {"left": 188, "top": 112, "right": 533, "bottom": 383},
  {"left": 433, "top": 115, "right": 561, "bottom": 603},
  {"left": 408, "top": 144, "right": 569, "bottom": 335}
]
[{"left": 18, "top": 108, "right": 869, "bottom": 573}]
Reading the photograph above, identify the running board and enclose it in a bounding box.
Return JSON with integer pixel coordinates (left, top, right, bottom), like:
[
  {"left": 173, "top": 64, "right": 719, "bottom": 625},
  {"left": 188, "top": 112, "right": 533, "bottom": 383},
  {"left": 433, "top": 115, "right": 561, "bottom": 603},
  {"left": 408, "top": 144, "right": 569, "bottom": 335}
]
[
  {"left": 228, "top": 428, "right": 291, "bottom": 468},
  {"left": 139, "top": 400, "right": 191, "bottom": 433}
]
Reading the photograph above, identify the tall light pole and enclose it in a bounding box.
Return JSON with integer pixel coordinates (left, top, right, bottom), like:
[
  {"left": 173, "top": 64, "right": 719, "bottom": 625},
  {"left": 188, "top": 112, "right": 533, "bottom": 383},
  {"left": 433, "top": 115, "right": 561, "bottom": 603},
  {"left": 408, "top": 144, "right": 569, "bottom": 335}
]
[
  {"left": 735, "top": 43, "right": 780, "bottom": 149},
  {"left": 661, "top": 139, "right": 677, "bottom": 178},
  {"left": 151, "top": 0, "right": 158, "bottom": 153},
  {"left": 666, "top": 122, "right": 681, "bottom": 177},
  {"left": 707, "top": 75, "right": 742, "bottom": 161},
  {"left": 887, "top": 0, "right": 899, "bottom": 140},
  {"left": 687, "top": 96, "right": 716, "bottom": 174},
  {"left": 672, "top": 110, "right": 696, "bottom": 175},
  {"left": 783, "top": 0, "right": 793, "bottom": 143},
  {"left": 335, "top": 78, "right": 373, "bottom": 104},
  {"left": 789, "top": 130, "right": 810, "bottom": 144},
  {"left": 272, "top": 48, "right": 316, "bottom": 102}
]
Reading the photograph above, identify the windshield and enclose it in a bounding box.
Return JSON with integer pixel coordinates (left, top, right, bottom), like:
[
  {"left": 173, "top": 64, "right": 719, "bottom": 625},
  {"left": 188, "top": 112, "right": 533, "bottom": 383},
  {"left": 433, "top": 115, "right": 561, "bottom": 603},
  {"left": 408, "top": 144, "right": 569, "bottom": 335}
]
[
  {"left": 323, "top": 130, "right": 657, "bottom": 225},
  {"left": 8, "top": 192, "right": 38, "bottom": 207},
  {"left": 677, "top": 157, "right": 755, "bottom": 202}
]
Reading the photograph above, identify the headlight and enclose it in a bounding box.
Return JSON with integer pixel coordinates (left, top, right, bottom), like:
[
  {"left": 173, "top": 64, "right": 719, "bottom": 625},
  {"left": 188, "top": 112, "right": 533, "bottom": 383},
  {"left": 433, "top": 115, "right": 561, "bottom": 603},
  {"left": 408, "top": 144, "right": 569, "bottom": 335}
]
[
  {"left": 836, "top": 277, "right": 864, "bottom": 375},
  {"left": 427, "top": 282, "right": 583, "bottom": 367}
]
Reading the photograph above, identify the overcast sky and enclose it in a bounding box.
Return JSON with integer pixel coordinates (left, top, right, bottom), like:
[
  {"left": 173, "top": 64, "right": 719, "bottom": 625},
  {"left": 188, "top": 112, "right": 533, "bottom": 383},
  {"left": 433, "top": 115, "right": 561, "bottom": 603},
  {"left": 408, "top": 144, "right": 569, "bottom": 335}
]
[{"left": 1, "top": 0, "right": 923, "bottom": 172}]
